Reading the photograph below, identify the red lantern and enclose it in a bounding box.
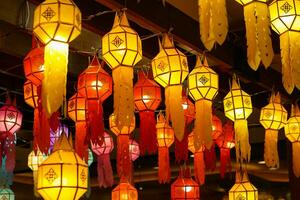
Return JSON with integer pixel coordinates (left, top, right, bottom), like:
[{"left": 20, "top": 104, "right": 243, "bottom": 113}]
[
  {"left": 216, "top": 121, "right": 235, "bottom": 178},
  {"left": 134, "top": 71, "right": 161, "bottom": 155},
  {"left": 111, "top": 178, "right": 138, "bottom": 200},
  {"left": 129, "top": 139, "right": 140, "bottom": 162},
  {"left": 78, "top": 56, "right": 112, "bottom": 145},
  {"left": 212, "top": 114, "right": 223, "bottom": 140},
  {"left": 91, "top": 132, "right": 114, "bottom": 188}
]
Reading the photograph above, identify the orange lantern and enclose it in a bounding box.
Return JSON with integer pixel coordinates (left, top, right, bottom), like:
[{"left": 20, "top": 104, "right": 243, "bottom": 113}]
[
  {"left": 156, "top": 113, "right": 174, "bottom": 183},
  {"left": 78, "top": 56, "right": 112, "bottom": 145},
  {"left": 111, "top": 178, "right": 138, "bottom": 200},
  {"left": 212, "top": 114, "right": 223, "bottom": 140}
]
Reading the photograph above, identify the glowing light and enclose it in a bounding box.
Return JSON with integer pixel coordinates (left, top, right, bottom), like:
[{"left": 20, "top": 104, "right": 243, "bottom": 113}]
[
  {"left": 142, "top": 95, "right": 150, "bottom": 103},
  {"left": 184, "top": 186, "right": 192, "bottom": 192},
  {"left": 182, "top": 102, "right": 188, "bottom": 110}
]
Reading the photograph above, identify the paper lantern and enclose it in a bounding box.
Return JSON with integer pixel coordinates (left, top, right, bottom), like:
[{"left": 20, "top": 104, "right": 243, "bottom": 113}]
[
  {"left": 134, "top": 72, "right": 161, "bottom": 155},
  {"left": 269, "top": 0, "right": 300, "bottom": 93},
  {"left": 188, "top": 55, "right": 218, "bottom": 151},
  {"left": 111, "top": 179, "right": 138, "bottom": 200},
  {"left": 91, "top": 132, "right": 114, "bottom": 188},
  {"left": 68, "top": 93, "right": 88, "bottom": 160},
  {"left": 0, "top": 188, "right": 14, "bottom": 200},
  {"left": 152, "top": 33, "right": 189, "bottom": 141},
  {"left": 33, "top": 0, "right": 81, "bottom": 116},
  {"left": 50, "top": 123, "right": 69, "bottom": 151},
  {"left": 260, "top": 92, "right": 287, "bottom": 168},
  {"left": 198, "top": 0, "right": 228, "bottom": 50},
  {"left": 212, "top": 114, "right": 223, "bottom": 140},
  {"left": 285, "top": 104, "right": 300, "bottom": 177},
  {"left": 223, "top": 75, "right": 252, "bottom": 164},
  {"left": 102, "top": 11, "right": 142, "bottom": 130},
  {"left": 235, "top": 0, "right": 274, "bottom": 70},
  {"left": 78, "top": 56, "right": 112, "bottom": 145},
  {"left": 129, "top": 139, "right": 140, "bottom": 162},
  {"left": 171, "top": 168, "right": 200, "bottom": 200},
  {"left": 188, "top": 131, "right": 206, "bottom": 185},
  {"left": 37, "top": 134, "right": 88, "bottom": 200},
  {"left": 156, "top": 113, "right": 174, "bottom": 183},
  {"left": 216, "top": 121, "right": 235, "bottom": 178}
]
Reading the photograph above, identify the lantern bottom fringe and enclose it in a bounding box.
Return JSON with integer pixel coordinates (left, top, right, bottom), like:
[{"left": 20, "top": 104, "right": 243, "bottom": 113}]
[
  {"left": 292, "top": 142, "right": 300, "bottom": 177},
  {"left": 88, "top": 100, "right": 104, "bottom": 146},
  {"left": 139, "top": 111, "right": 157, "bottom": 155},
  {"left": 264, "top": 129, "right": 279, "bottom": 168},
  {"left": 175, "top": 125, "right": 189, "bottom": 163},
  {"left": 97, "top": 154, "right": 114, "bottom": 188},
  {"left": 234, "top": 119, "right": 251, "bottom": 163},
  {"left": 158, "top": 147, "right": 171, "bottom": 184},
  {"left": 194, "top": 151, "right": 205, "bottom": 185},
  {"left": 220, "top": 148, "right": 231, "bottom": 178},
  {"left": 117, "top": 135, "right": 132, "bottom": 180}
]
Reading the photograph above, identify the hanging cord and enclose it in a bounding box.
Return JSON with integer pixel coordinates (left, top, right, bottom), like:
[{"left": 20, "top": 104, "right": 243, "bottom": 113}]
[{"left": 83, "top": 10, "right": 116, "bottom": 21}]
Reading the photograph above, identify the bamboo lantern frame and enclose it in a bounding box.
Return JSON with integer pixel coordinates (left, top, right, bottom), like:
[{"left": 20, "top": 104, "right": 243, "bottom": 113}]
[{"left": 24, "top": 80, "right": 39, "bottom": 108}]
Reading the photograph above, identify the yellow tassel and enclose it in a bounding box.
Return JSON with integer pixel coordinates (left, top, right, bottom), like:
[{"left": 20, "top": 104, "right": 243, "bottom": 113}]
[
  {"left": 199, "top": 0, "right": 214, "bottom": 51},
  {"left": 234, "top": 119, "right": 251, "bottom": 163},
  {"left": 194, "top": 99, "right": 213, "bottom": 151},
  {"left": 42, "top": 41, "right": 68, "bottom": 117},
  {"left": 292, "top": 142, "right": 300, "bottom": 177},
  {"left": 165, "top": 85, "right": 184, "bottom": 141},
  {"left": 289, "top": 32, "right": 300, "bottom": 90},
  {"left": 264, "top": 129, "right": 279, "bottom": 168}
]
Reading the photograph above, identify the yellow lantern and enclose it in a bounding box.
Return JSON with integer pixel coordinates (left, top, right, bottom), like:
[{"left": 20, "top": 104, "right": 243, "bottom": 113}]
[
  {"left": 33, "top": 0, "right": 81, "bottom": 116},
  {"left": 102, "top": 11, "right": 142, "bottom": 129},
  {"left": 223, "top": 75, "right": 252, "bottom": 163},
  {"left": 188, "top": 55, "right": 218, "bottom": 151},
  {"left": 151, "top": 33, "right": 189, "bottom": 141},
  {"left": 260, "top": 92, "right": 287, "bottom": 168},
  {"left": 285, "top": 104, "right": 300, "bottom": 177},
  {"left": 37, "top": 134, "right": 88, "bottom": 200},
  {"left": 235, "top": 0, "right": 273, "bottom": 70},
  {"left": 269, "top": 0, "right": 300, "bottom": 93}
]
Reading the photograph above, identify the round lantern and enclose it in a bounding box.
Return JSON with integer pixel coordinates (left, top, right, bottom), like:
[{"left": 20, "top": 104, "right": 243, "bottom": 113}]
[
  {"left": 111, "top": 179, "right": 138, "bottom": 200},
  {"left": 37, "top": 134, "right": 88, "bottom": 200},
  {"left": 0, "top": 188, "right": 14, "bottom": 200},
  {"left": 50, "top": 123, "right": 69, "bottom": 151},
  {"left": 0, "top": 98, "right": 22, "bottom": 135},
  {"left": 129, "top": 139, "right": 140, "bottom": 162},
  {"left": 260, "top": 92, "right": 287, "bottom": 168}
]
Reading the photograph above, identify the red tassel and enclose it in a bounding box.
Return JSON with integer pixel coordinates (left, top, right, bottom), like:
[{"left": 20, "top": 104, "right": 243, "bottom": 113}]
[
  {"left": 204, "top": 143, "right": 216, "bottom": 172},
  {"left": 39, "top": 109, "right": 50, "bottom": 154},
  {"left": 75, "top": 121, "right": 88, "bottom": 161},
  {"left": 117, "top": 135, "right": 132, "bottom": 180},
  {"left": 194, "top": 151, "right": 205, "bottom": 185},
  {"left": 220, "top": 148, "right": 231, "bottom": 178},
  {"left": 175, "top": 126, "right": 189, "bottom": 163},
  {"left": 139, "top": 111, "right": 157, "bottom": 155},
  {"left": 158, "top": 146, "right": 171, "bottom": 183},
  {"left": 4, "top": 134, "right": 16, "bottom": 173},
  {"left": 33, "top": 108, "right": 40, "bottom": 152},
  {"left": 97, "top": 154, "right": 114, "bottom": 188},
  {"left": 49, "top": 111, "right": 60, "bottom": 132},
  {"left": 88, "top": 100, "right": 104, "bottom": 146}
]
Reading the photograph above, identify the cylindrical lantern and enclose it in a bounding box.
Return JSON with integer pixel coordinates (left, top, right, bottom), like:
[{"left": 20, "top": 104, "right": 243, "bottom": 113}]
[
  {"left": 78, "top": 56, "right": 112, "bottom": 145},
  {"left": 223, "top": 75, "right": 252, "bottom": 164},
  {"left": 260, "top": 92, "right": 287, "bottom": 168},
  {"left": 111, "top": 179, "right": 138, "bottom": 200},
  {"left": 0, "top": 188, "right": 14, "bottom": 200},
  {"left": 188, "top": 55, "right": 218, "bottom": 151},
  {"left": 91, "top": 132, "right": 114, "bottom": 188},
  {"left": 134, "top": 71, "right": 161, "bottom": 155},
  {"left": 269, "top": 0, "right": 300, "bottom": 93},
  {"left": 235, "top": 0, "right": 274, "bottom": 70},
  {"left": 156, "top": 113, "right": 174, "bottom": 183},
  {"left": 285, "top": 104, "right": 300, "bottom": 177},
  {"left": 37, "top": 134, "right": 88, "bottom": 200},
  {"left": 33, "top": 0, "right": 81, "bottom": 116},
  {"left": 50, "top": 123, "right": 69, "bottom": 151},
  {"left": 152, "top": 33, "right": 189, "bottom": 142},
  {"left": 102, "top": 11, "right": 142, "bottom": 130}
]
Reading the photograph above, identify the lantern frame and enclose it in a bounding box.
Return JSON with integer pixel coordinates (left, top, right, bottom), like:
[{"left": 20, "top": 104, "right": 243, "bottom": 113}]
[
  {"left": 229, "top": 173, "right": 258, "bottom": 200},
  {"left": 109, "top": 113, "right": 135, "bottom": 136},
  {"left": 0, "top": 104, "right": 22, "bottom": 134},
  {"left": 235, "top": 0, "right": 268, "bottom": 6},
  {"left": 28, "top": 149, "right": 47, "bottom": 171},
  {"left": 111, "top": 181, "right": 138, "bottom": 200},
  {"left": 171, "top": 172, "right": 200, "bottom": 200},
  {"left": 91, "top": 132, "right": 114, "bottom": 155},
  {"left": 67, "top": 93, "right": 87, "bottom": 122},
  {"left": 285, "top": 104, "right": 300, "bottom": 142},
  {"left": 24, "top": 80, "right": 39, "bottom": 108},
  {"left": 156, "top": 116, "right": 175, "bottom": 148}
]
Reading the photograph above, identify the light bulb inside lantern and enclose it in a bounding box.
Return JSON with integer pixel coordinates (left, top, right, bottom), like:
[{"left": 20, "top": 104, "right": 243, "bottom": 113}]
[
  {"left": 182, "top": 103, "right": 188, "bottom": 110},
  {"left": 183, "top": 186, "right": 192, "bottom": 193},
  {"left": 120, "top": 193, "right": 129, "bottom": 200},
  {"left": 235, "top": 108, "right": 244, "bottom": 118},
  {"left": 226, "top": 142, "right": 235, "bottom": 149},
  {"left": 142, "top": 95, "right": 150, "bottom": 103},
  {"left": 91, "top": 80, "right": 103, "bottom": 90},
  {"left": 212, "top": 125, "right": 216, "bottom": 131},
  {"left": 39, "top": 64, "right": 45, "bottom": 71}
]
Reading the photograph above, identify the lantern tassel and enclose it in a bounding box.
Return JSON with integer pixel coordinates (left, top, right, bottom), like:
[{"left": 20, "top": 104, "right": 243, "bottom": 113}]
[
  {"left": 139, "top": 111, "right": 157, "bottom": 155},
  {"left": 158, "top": 146, "right": 171, "bottom": 183},
  {"left": 234, "top": 119, "right": 251, "bottom": 163},
  {"left": 204, "top": 143, "right": 216, "bottom": 171},
  {"left": 175, "top": 125, "right": 189, "bottom": 163},
  {"left": 194, "top": 151, "right": 205, "bottom": 185},
  {"left": 194, "top": 99, "right": 213, "bottom": 151},
  {"left": 117, "top": 135, "right": 132, "bottom": 180},
  {"left": 33, "top": 108, "right": 40, "bottom": 152},
  {"left": 39, "top": 109, "right": 50, "bottom": 154},
  {"left": 88, "top": 100, "right": 104, "bottom": 145},
  {"left": 264, "top": 129, "right": 279, "bottom": 168},
  {"left": 97, "top": 154, "right": 114, "bottom": 188},
  {"left": 220, "top": 148, "right": 231, "bottom": 178},
  {"left": 292, "top": 142, "right": 300, "bottom": 177},
  {"left": 165, "top": 85, "right": 185, "bottom": 141},
  {"left": 75, "top": 122, "right": 88, "bottom": 161}
]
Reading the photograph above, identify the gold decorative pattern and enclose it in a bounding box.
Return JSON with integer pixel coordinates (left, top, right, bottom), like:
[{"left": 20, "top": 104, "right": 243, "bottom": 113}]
[
  {"left": 42, "top": 7, "right": 56, "bottom": 21},
  {"left": 280, "top": 2, "right": 293, "bottom": 14},
  {"left": 45, "top": 168, "right": 57, "bottom": 183},
  {"left": 111, "top": 36, "right": 124, "bottom": 48},
  {"left": 198, "top": 75, "right": 209, "bottom": 85}
]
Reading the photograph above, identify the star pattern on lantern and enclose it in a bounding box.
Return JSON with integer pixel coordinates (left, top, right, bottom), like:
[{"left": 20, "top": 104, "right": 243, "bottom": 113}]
[
  {"left": 198, "top": 75, "right": 209, "bottom": 85},
  {"left": 45, "top": 168, "right": 57, "bottom": 183},
  {"left": 157, "top": 61, "right": 166, "bottom": 72},
  {"left": 7, "top": 112, "right": 15, "bottom": 120},
  {"left": 42, "top": 7, "right": 56, "bottom": 21},
  {"left": 80, "top": 169, "right": 87, "bottom": 183},
  {"left": 264, "top": 110, "right": 272, "bottom": 119},
  {"left": 225, "top": 100, "right": 232, "bottom": 109},
  {"left": 280, "top": 2, "right": 293, "bottom": 14},
  {"left": 111, "top": 36, "right": 124, "bottom": 48}
]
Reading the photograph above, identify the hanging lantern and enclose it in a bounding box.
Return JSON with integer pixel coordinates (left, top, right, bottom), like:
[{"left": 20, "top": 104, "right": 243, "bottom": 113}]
[
  {"left": 0, "top": 188, "right": 14, "bottom": 200},
  {"left": 171, "top": 168, "right": 200, "bottom": 200},
  {"left": 68, "top": 93, "right": 88, "bottom": 161},
  {"left": 91, "top": 132, "right": 114, "bottom": 188},
  {"left": 260, "top": 92, "right": 287, "bottom": 168},
  {"left": 285, "top": 104, "right": 300, "bottom": 177},
  {"left": 111, "top": 178, "right": 138, "bottom": 200},
  {"left": 223, "top": 75, "right": 252, "bottom": 164},
  {"left": 215, "top": 121, "right": 235, "bottom": 178},
  {"left": 37, "top": 134, "right": 88, "bottom": 200},
  {"left": 188, "top": 131, "right": 206, "bottom": 185},
  {"left": 78, "top": 56, "right": 112, "bottom": 145},
  {"left": 50, "top": 123, "right": 69, "bottom": 151},
  {"left": 212, "top": 114, "right": 223, "bottom": 140},
  {"left": 102, "top": 11, "right": 142, "bottom": 130},
  {"left": 134, "top": 71, "right": 161, "bottom": 155},
  {"left": 235, "top": 0, "right": 274, "bottom": 70},
  {"left": 156, "top": 113, "right": 174, "bottom": 183},
  {"left": 129, "top": 139, "right": 140, "bottom": 162},
  {"left": 188, "top": 55, "right": 218, "bottom": 151},
  {"left": 269, "top": 0, "right": 300, "bottom": 93},
  {"left": 152, "top": 33, "right": 189, "bottom": 142},
  {"left": 33, "top": 0, "right": 81, "bottom": 116}
]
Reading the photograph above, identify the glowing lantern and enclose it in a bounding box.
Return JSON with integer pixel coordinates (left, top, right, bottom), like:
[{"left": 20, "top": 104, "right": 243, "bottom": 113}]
[
  {"left": 212, "top": 115, "right": 223, "bottom": 140},
  {"left": 260, "top": 92, "right": 287, "bottom": 168},
  {"left": 91, "top": 132, "right": 114, "bottom": 188},
  {"left": 129, "top": 139, "right": 140, "bottom": 162},
  {"left": 216, "top": 121, "right": 235, "bottom": 178},
  {"left": 188, "top": 131, "right": 206, "bottom": 185},
  {"left": 50, "top": 123, "right": 69, "bottom": 151},
  {"left": 188, "top": 55, "right": 218, "bottom": 151},
  {"left": 134, "top": 71, "right": 161, "bottom": 155},
  {"left": 102, "top": 11, "right": 142, "bottom": 130},
  {"left": 152, "top": 33, "right": 189, "bottom": 141},
  {"left": 111, "top": 179, "right": 138, "bottom": 200},
  {"left": 156, "top": 113, "right": 174, "bottom": 183},
  {"left": 198, "top": 0, "right": 228, "bottom": 50},
  {"left": 37, "top": 134, "right": 88, "bottom": 200},
  {"left": 235, "top": 0, "right": 274, "bottom": 70},
  {"left": 269, "top": 0, "right": 300, "bottom": 93},
  {"left": 33, "top": 0, "right": 81, "bottom": 116},
  {"left": 0, "top": 188, "right": 14, "bottom": 200},
  {"left": 285, "top": 104, "right": 300, "bottom": 177},
  {"left": 223, "top": 75, "right": 252, "bottom": 163},
  {"left": 78, "top": 56, "right": 112, "bottom": 145}
]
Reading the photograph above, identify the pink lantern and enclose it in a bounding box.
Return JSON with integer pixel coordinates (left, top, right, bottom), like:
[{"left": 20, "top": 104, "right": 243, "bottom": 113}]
[{"left": 129, "top": 139, "right": 140, "bottom": 162}]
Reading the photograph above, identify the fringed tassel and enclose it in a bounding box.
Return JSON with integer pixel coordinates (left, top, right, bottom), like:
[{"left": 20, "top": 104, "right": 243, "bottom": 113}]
[
  {"left": 204, "top": 143, "right": 216, "bottom": 171},
  {"left": 88, "top": 100, "right": 104, "bottom": 145},
  {"left": 39, "top": 109, "right": 50, "bottom": 154},
  {"left": 234, "top": 119, "right": 251, "bottom": 163},
  {"left": 220, "top": 148, "right": 231, "bottom": 178},
  {"left": 264, "top": 129, "right": 279, "bottom": 168},
  {"left": 33, "top": 108, "right": 40, "bottom": 152},
  {"left": 292, "top": 142, "right": 300, "bottom": 177},
  {"left": 75, "top": 122, "right": 88, "bottom": 161},
  {"left": 165, "top": 85, "right": 185, "bottom": 141},
  {"left": 158, "top": 147, "right": 171, "bottom": 183},
  {"left": 139, "top": 111, "right": 157, "bottom": 155},
  {"left": 97, "top": 154, "right": 114, "bottom": 188},
  {"left": 194, "top": 151, "right": 205, "bottom": 185},
  {"left": 194, "top": 99, "right": 213, "bottom": 151},
  {"left": 117, "top": 135, "right": 132, "bottom": 180},
  {"left": 175, "top": 125, "right": 189, "bottom": 163}
]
